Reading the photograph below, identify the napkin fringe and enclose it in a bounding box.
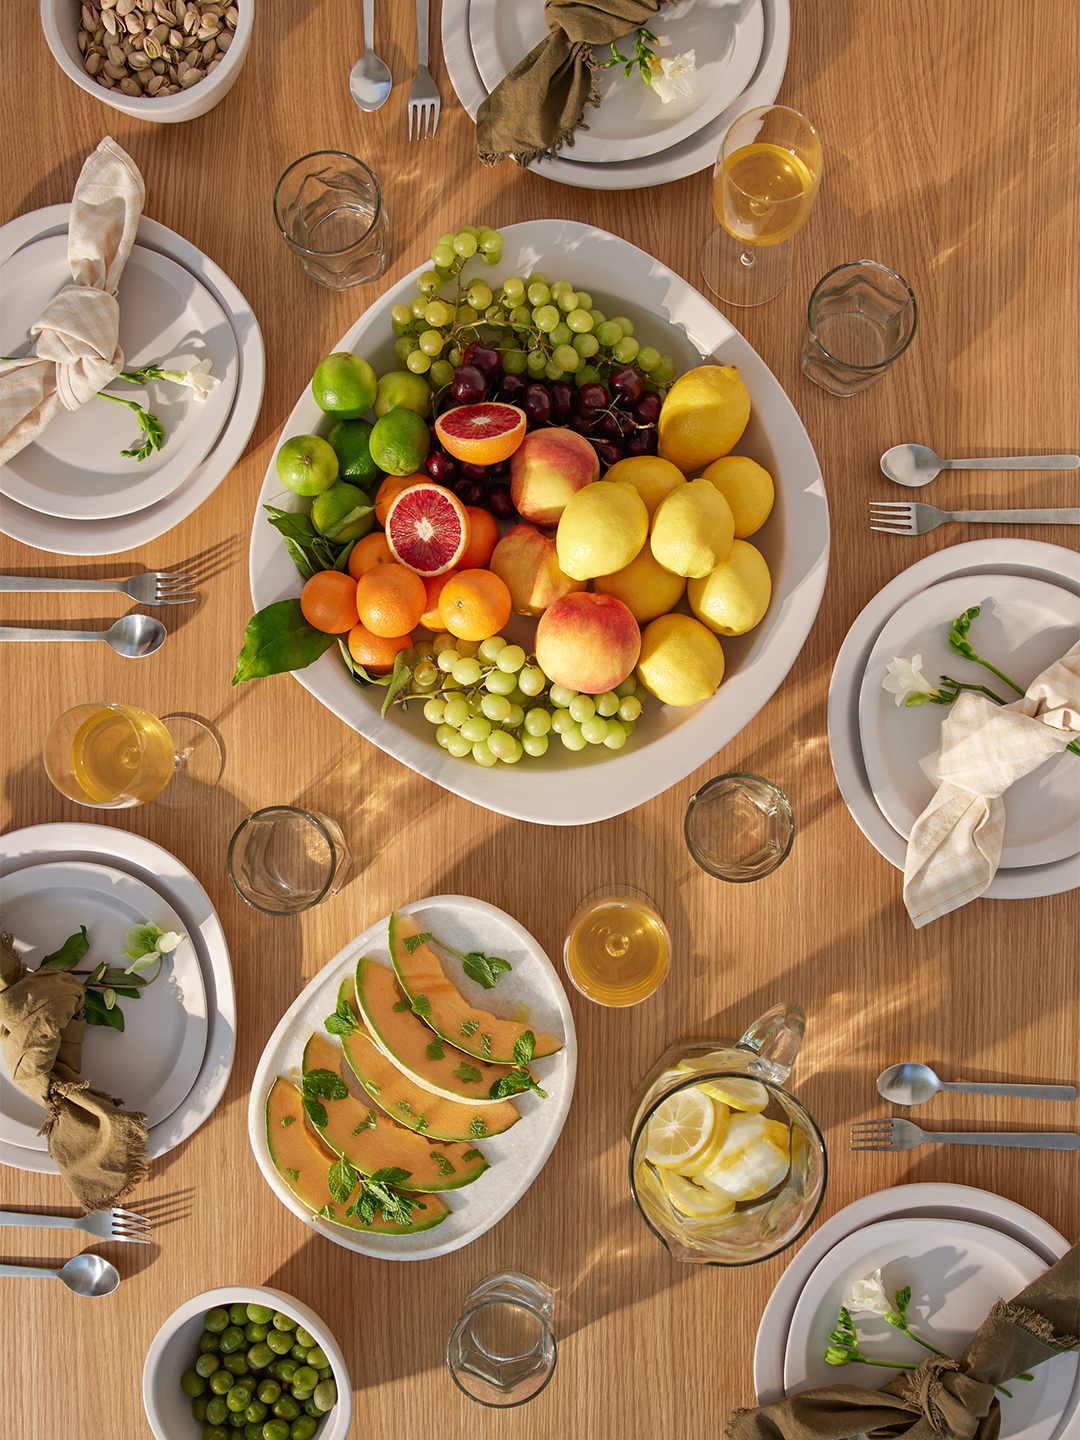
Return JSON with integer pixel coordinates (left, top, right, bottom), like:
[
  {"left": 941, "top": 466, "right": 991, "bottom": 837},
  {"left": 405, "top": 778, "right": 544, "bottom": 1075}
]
[
  {"left": 479, "top": 50, "right": 603, "bottom": 167},
  {"left": 990, "top": 1298, "right": 1080, "bottom": 1351},
  {"left": 899, "top": 1355, "right": 962, "bottom": 1435}
]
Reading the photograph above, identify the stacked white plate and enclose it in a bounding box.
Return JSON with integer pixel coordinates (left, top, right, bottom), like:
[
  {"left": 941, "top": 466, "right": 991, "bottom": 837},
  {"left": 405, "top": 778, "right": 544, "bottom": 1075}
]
[
  {"left": 754, "top": 1184, "right": 1077, "bottom": 1440},
  {"left": 442, "top": 0, "right": 790, "bottom": 189},
  {"left": 0, "top": 823, "right": 235, "bottom": 1171},
  {"left": 0, "top": 206, "right": 264, "bottom": 555},
  {"left": 827, "top": 540, "right": 1080, "bottom": 900}
]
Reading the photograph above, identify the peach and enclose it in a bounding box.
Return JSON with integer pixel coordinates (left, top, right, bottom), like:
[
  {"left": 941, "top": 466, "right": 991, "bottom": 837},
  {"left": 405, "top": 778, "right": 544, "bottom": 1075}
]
[
  {"left": 509, "top": 427, "right": 599, "bottom": 527},
  {"left": 489, "top": 523, "right": 587, "bottom": 617},
  {"left": 535, "top": 592, "right": 641, "bottom": 695}
]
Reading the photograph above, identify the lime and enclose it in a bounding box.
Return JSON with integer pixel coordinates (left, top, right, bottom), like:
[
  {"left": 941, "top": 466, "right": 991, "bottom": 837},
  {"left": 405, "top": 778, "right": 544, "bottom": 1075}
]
[
  {"left": 312, "top": 353, "right": 377, "bottom": 419},
  {"left": 368, "top": 408, "right": 432, "bottom": 476},
  {"left": 374, "top": 370, "right": 433, "bottom": 420},
  {"left": 276, "top": 435, "right": 339, "bottom": 497},
  {"left": 311, "top": 482, "right": 376, "bottom": 544},
  {"left": 327, "top": 417, "right": 383, "bottom": 487}
]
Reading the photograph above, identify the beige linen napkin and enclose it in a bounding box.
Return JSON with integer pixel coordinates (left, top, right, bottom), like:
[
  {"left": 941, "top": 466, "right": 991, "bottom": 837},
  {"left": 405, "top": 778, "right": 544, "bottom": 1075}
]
[
  {"left": 903, "top": 640, "right": 1080, "bottom": 928},
  {"left": 0, "top": 136, "right": 145, "bottom": 465}
]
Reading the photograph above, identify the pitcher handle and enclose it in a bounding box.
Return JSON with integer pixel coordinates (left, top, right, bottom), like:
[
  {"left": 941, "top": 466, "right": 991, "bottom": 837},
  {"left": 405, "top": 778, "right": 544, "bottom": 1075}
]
[{"left": 735, "top": 1002, "right": 806, "bottom": 1083}]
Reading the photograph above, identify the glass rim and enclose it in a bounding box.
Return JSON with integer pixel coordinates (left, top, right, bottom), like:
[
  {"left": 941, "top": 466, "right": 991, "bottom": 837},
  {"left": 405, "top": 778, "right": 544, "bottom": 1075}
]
[
  {"left": 226, "top": 804, "right": 342, "bottom": 915},
  {"left": 272, "top": 150, "right": 383, "bottom": 256},
  {"left": 806, "top": 259, "right": 919, "bottom": 371},
  {"left": 719, "top": 104, "right": 823, "bottom": 202},
  {"left": 446, "top": 1301, "right": 558, "bottom": 1408},
  {"left": 684, "top": 773, "right": 795, "bottom": 882},
  {"left": 563, "top": 887, "right": 671, "bottom": 1007},
  {"left": 42, "top": 701, "right": 157, "bottom": 804}
]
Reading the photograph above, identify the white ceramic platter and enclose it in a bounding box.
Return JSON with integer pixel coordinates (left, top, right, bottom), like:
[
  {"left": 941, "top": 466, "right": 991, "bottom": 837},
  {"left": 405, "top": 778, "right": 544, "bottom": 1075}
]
[
  {"left": 0, "top": 824, "right": 234, "bottom": 1168},
  {"left": 248, "top": 896, "right": 577, "bottom": 1260},
  {"left": 248, "top": 219, "right": 829, "bottom": 825},
  {"left": 443, "top": 0, "right": 789, "bottom": 190},
  {"left": 857, "top": 574, "right": 1080, "bottom": 867},
  {"left": 0, "top": 205, "right": 264, "bottom": 555},
  {"left": 827, "top": 540, "right": 1080, "bottom": 899},
  {"left": 470, "top": 0, "right": 764, "bottom": 164},
  {"left": 0, "top": 861, "right": 207, "bottom": 1146},
  {"left": 783, "top": 1216, "right": 1076, "bottom": 1440},
  {"left": 0, "top": 236, "right": 238, "bottom": 519}
]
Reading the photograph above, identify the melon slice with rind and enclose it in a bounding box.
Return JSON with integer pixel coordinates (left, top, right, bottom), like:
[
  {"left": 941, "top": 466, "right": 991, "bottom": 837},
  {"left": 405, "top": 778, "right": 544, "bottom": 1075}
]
[
  {"left": 387, "top": 910, "right": 563, "bottom": 1066},
  {"left": 264, "top": 1077, "right": 449, "bottom": 1234}
]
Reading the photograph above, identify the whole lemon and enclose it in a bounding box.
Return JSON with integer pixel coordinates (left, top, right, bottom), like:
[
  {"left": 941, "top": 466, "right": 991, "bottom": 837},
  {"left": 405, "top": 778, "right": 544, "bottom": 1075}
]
[
  {"left": 699, "top": 455, "right": 774, "bottom": 538},
  {"left": 374, "top": 370, "right": 433, "bottom": 420},
  {"left": 636, "top": 614, "right": 726, "bottom": 706},
  {"left": 687, "top": 540, "right": 772, "bottom": 636},
  {"left": 602, "top": 454, "right": 687, "bottom": 518},
  {"left": 593, "top": 538, "right": 687, "bottom": 623},
  {"left": 657, "top": 365, "right": 751, "bottom": 474},
  {"left": 650, "top": 479, "right": 736, "bottom": 579},
  {"left": 556, "top": 479, "right": 648, "bottom": 581}
]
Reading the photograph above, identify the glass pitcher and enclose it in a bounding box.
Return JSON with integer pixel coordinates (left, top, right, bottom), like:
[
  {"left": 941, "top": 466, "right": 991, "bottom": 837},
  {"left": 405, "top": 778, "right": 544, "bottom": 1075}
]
[{"left": 627, "top": 1002, "right": 826, "bottom": 1265}]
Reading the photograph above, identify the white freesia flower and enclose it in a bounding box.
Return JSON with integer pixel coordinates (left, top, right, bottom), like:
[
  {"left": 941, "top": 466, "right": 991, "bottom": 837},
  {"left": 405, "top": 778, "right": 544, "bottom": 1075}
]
[
  {"left": 882, "top": 654, "right": 940, "bottom": 707},
  {"left": 160, "top": 357, "right": 220, "bottom": 402},
  {"left": 845, "top": 1269, "right": 894, "bottom": 1316},
  {"left": 647, "top": 50, "right": 697, "bottom": 104},
  {"left": 155, "top": 930, "right": 184, "bottom": 954}
]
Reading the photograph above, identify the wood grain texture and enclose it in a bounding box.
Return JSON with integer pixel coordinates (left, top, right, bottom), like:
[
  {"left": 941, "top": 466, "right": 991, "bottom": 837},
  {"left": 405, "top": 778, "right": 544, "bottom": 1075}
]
[{"left": 2, "top": 2, "right": 1078, "bottom": 1436}]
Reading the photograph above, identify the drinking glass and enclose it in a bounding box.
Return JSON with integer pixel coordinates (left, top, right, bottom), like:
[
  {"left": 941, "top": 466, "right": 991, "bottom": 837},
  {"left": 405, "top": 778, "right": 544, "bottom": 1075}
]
[
  {"left": 801, "top": 260, "right": 919, "bottom": 396},
  {"left": 447, "top": 1271, "right": 556, "bottom": 1407},
  {"left": 273, "top": 151, "right": 389, "bottom": 290},
  {"left": 563, "top": 885, "right": 671, "bottom": 1007},
  {"left": 684, "top": 774, "right": 794, "bottom": 882},
  {"left": 227, "top": 806, "right": 351, "bottom": 915},
  {"left": 42, "top": 702, "right": 222, "bottom": 810},
  {"left": 701, "top": 105, "right": 823, "bottom": 307}
]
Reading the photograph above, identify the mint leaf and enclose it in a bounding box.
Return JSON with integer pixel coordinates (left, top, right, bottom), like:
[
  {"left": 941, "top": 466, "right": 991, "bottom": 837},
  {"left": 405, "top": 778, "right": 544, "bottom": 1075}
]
[
  {"left": 314, "top": 1203, "right": 335, "bottom": 1220},
  {"left": 327, "top": 1158, "right": 358, "bottom": 1205},
  {"left": 366, "top": 1081, "right": 381, "bottom": 1097},
  {"left": 513, "top": 1031, "right": 536, "bottom": 1067},
  {"left": 411, "top": 993, "right": 431, "bottom": 1020},
  {"left": 303, "top": 1096, "right": 328, "bottom": 1129},
  {"left": 287, "top": 1168, "right": 300, "bottom": 1181},
  {"left": 426, "top": 1036, "right": 444, "bottom": 1061},
  {"left": 352, "top": 1109, "right": 378, "bottom": 1135},
  {"left": 431, "top": 1153, "right": 455, "bottom": 1176},
  {"left": 392, "top": 1000, "right": 410, "bottom": 1012},
  {"left": 83, "top": 988, "right": 124, "bottom": 1030},
  {"left": 281, "top": 1116, "right": 295, "bottom": 1129},
  {"left": 453, "top": 1062, "right": 482, "bottom": 1084},
  {"left": 302, "top": 1069, "right": 349, "bottom": 1102},
  {"left": 489, "top": 1070, "right": 548, "bottom": 1101},
  {"left": 481, "top": 1032, "right": 492, "bottom": 1060},
  {"left": 415, "top": 1115, "right": 429, "bottom": 1133},
  {"left": 469, "top": 1115, "right": 488, "bottom": 1139},
  {"left": 40, "top": 926, "right": 89, "bottom": 970},
  {"left": 460, "top": 1019, "right": 479, "bottom": 1037},
  {"left": 324, "top": 999, "right": 357, "bottom": 1037},
  {"left": 395, "top": 1099, "right": 414, "bottom": 1117},
  {"left": 461, "top": 1148, "right": 483, "bottom": 1161},
  {"left": 401, "top": 931, "right": 433, "bottom": 956},
  {"left": 462, "top": 950, "right": 513, "bottom": 989}
]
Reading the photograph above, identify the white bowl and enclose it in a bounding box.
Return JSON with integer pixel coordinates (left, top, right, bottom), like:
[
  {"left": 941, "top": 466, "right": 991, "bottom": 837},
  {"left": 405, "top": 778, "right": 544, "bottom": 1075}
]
[
  {"left": 142, "top": 1284, "right": 352, "bottom": 1440},
  {"left": 41, "top": 0, "right": 253, "bottom": 123}
]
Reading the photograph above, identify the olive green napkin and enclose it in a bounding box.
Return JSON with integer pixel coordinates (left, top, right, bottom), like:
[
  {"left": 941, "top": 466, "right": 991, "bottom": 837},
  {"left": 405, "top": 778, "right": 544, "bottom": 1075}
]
[
  {"left": 477, "top": 0, "right": 663, "bottom": 167},
  {"left": 0, "top": 931, "right": 148, "bottom": 1212},
  {"left": 726, "top": 1243, "right": 1079, "bottom": 1440}
]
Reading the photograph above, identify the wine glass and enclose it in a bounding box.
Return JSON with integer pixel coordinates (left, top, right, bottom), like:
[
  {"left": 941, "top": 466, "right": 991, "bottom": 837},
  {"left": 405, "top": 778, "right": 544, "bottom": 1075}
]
[
  {"left": 43, "top": 702, "right": 222, "bottom": 810},
  {"left": 700, "top": 105, "right": 823, "bottom": 307}
]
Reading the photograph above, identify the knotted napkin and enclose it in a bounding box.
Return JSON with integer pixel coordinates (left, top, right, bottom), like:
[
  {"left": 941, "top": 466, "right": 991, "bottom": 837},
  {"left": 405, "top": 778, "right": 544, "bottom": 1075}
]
[
  {"left": 0, "top": 931, "right": 148, "bottom": 1212},
  {"left": 726, "top": 1243, "right": 1079, "bottom": 1440},
  {"left": 903, "top": 640, "right": 1080, "bottom": 928},
  {"left": 0, "top": 136, "right": 145, "bottom": 465},
  {"left": 477, "top": 0, "right": 663, "bottom": 167}
]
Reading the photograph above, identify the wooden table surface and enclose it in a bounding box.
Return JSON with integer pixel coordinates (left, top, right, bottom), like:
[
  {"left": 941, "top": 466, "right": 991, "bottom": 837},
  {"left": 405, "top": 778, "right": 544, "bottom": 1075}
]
[{"left": 3, "top": 2, "right": 1078, "bottom": 1436}]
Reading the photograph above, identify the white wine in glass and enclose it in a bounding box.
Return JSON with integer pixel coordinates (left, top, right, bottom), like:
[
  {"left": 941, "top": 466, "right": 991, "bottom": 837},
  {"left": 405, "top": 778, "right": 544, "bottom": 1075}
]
[
  {"left": 43, "top": 702, "right": 221, "bottom": 809},
  {"left": 701, "top": 106, "right": 823, "bottom": 307}
]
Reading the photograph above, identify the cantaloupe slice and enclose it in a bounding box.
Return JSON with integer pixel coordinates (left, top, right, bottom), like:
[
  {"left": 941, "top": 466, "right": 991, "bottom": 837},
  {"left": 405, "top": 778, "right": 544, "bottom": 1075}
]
[
  {"left": 301, "top": 1033, "right": 489, "bottom": 1191},
  {"left": 388, "top": 911, "right": 563, "bottom": 1065},
  {"left": 334, "top": 980, "right": 522, "bottom": 1142},
  {"left": 355, "top": 955, "right": 514, "bottom": 1105},
  {"left": 265, "top": 1078, "right": 448, "bottom": 1234}
]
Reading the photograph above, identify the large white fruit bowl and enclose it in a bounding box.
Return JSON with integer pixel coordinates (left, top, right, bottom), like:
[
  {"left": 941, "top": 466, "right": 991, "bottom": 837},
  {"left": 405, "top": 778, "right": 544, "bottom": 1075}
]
[{"left": 248, "top": 220, "right": 830, "bottom": 825}]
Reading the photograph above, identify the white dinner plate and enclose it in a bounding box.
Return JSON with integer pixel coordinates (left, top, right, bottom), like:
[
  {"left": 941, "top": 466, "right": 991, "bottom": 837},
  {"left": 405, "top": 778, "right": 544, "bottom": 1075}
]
[
  {"left": 857, "top": 574, "right": 1080, "bottom": 868},
  {"left": 248, "top": 896, "right": 577, "bottom": 1260},
  {"left": 783, "top": 1216, "right": 1076, "bottom": 1440},
  {"left": 827, "top": 540, "right": 1080, "bottom": 900},
  {"left": 443, "top": 0, "right": 790, "bottom": 190},
  {"left": 0, "top": 824, "right": 234, "bottom": 1167},
  {"left": 248, "top": 218, "right": 829, "bottom": 826},
  {"left": 0, "top": 205, "right": 264, "bottom": 555},
  {"left": 0, "top": 861, "right": 206, "bottom": 1147},
  {"left": 470, "top": 0, "right": 764, "bottom": 164},
  {"left": 0, "top": 236, "right": 238, "bottom": 519}
]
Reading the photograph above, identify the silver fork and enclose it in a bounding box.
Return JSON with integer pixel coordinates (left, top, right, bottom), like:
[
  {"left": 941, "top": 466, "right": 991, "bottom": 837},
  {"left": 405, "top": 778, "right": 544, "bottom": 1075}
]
[
  {"left": 850, "top": 1118, "right": 1080, "bottom": 1151},
  {"left": 0, "top": 571, "right": 197, "bottom": 605},
  {"left": 0, "top": 1207, "right": 152, "bottom": 1243},
  {"left": 869, "top": 501, "right": 1080, "bottom": 535},
  {"left": 407, "top": 0, "right": 441, "bottom": 139}
]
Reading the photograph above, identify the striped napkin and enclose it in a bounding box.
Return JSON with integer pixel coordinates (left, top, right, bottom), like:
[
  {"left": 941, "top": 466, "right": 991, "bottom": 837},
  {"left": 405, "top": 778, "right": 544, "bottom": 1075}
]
[
  {"left": 0, "top": 136, "right": 145, "bottom": 466},
  {"left": 903, "top": 640, "right": 1080, "bottom": 927}
]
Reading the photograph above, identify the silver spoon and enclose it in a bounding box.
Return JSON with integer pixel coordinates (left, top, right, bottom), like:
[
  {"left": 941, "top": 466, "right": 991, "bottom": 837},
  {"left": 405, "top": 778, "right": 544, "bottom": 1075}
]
[
  {"left": 0, "top": 614, "right": 166, "bottom": 657},
  {"left": 880, "top": 444, "right": 1080, "bottom": 488},
  {"left": 0, "top": 1253, "right": 120, "bottom": 1296},
  {"left": 877, "top": 1062, "right": 1078, "bottom": 1107},
  {"left": 350, "top": 0, "right": 392, "bottom": 111}
]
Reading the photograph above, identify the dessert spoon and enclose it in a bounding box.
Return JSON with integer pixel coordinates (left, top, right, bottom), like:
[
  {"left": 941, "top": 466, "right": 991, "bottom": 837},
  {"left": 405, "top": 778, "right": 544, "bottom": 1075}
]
[
  {"left": 877, "top": 1062, "right": 1077, "bottom": 1107},
  {"left": 880, "top": 444, "right": 1079, "bottom": 488}
]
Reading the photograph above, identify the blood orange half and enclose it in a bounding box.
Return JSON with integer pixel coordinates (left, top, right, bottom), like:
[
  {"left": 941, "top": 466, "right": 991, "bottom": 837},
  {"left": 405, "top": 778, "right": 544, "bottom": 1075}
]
[
  {"left": 384, "top": 482, "right": 470, "bottom": 576},
  {"left": 434, "top": 403, "right": 527, "bottom": 465}
]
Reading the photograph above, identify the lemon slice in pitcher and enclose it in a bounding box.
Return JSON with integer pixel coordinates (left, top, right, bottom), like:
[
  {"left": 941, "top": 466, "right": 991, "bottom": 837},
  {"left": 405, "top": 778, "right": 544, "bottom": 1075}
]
[
  {"left": 661, "top": 1169, "right": 737, "bottom": 1219},
  {"left": 643, "top": 1087, "right": 715, "bottom": 1169},
  {"left": 677, "top": 1057, "right": 769, "bottom": 1113}
]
